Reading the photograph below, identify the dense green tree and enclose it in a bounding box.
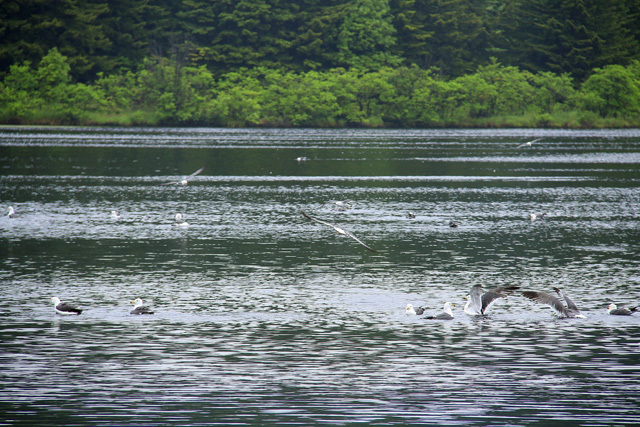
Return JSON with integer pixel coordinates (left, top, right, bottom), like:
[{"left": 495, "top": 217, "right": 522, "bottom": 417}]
[
  {"left": 335, "top": 0, "right": 402, "bottom": 69},
  {"left": 500, "top": 0, "right": 639, "bottom": 80}
]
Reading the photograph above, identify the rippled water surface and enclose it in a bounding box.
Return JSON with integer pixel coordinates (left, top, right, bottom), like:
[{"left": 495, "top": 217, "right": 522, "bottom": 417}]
[{"left": 1, "top": 127, "right": 640, "bottom": 426}]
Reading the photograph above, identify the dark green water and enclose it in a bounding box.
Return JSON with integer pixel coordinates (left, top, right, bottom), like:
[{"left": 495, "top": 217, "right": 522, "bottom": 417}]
[{"left": 1, "top": 127, "right": 639, "bottom": 426}]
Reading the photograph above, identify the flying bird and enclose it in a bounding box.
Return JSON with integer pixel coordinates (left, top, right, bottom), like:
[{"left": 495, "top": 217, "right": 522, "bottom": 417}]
[
  {"left": 130, "top": 298, "right": 155, "bottom": 315},
  {"left": 464, "top": 284, "right": 520, "bottom": 316},
  {"left": 162, "top": 166, "right": 205, "bottom": 186},
  {"left": 301, "top": 211, "right": 377, "bottom": 252},
  {"left": 517, "top": 138, "right": 542, "bottom": 148},
  {"left": 522, "top": 287, "right": 586, "bottom": 318},
  {"left": 607, "top": 303, "right": 637, "bottom": 316},
  {"left": 50, "top": 297, "right": 83, "bottom": 315},
  {"left": 425, "top": 302, "right": 455, "bottom": 320}
]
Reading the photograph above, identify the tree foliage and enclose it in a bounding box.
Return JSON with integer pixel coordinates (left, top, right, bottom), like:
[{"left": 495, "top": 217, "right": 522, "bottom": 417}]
[
  {"left": 2, "top": 49, "right": 639, "bottom": 127},
  {"left": 1, "top": 0, "right": 639, "bottom": 81}
]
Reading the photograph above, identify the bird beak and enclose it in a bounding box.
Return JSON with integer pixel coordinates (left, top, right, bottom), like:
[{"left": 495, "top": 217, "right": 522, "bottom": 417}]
[{"left": 451, "top": 303, "right": 456, "bottom": 307}]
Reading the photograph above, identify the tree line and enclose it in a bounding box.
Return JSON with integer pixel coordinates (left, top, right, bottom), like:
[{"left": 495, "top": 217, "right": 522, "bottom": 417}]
[
  {"left": 2, "top": 48, "right": 639, "bottom": 127},
  {"left": 1, "top": 0, "right": 639, "bottom": 82}
]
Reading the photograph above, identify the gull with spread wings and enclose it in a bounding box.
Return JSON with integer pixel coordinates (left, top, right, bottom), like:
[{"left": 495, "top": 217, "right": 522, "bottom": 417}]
[
  {"left": 301, "top": 211, "right": 377, "bottom": 252},
  {"left": 162, "top": 166, "right": 205, "bottom": 186}
]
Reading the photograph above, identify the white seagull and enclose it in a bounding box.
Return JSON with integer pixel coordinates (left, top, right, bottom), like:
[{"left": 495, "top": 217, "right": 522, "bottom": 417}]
[
  {"left": 522, "top": 287, "right": 586, "bottom": 318},
  {"left": 607, "top": 303, "right": 637, "bottom": 316},
  {"left": 517, "top": 138, "right": 542, "bottom": 148},
  {"left": 50, "top": 297, "right": 83, "bottom": 315},
  {"left": 464, "top": 284, "right": 520, "bottom": 316},
  {"left": 130, "top": 298, "right": 154, "bottom": 315},
  {"left": 162, "top": 166, "right": 205, "bottom": 186},
  {"left": 175, "top": 213, "right": 189, "bottom": 227},
  {"left": 332, "top": 200, "right": 352, "bottom": 210},
  {"left": 301, "top": 211, "right": 377, "bottom": 252},
  {"left": 7, "top": 206, "right": 16, "bottom": 218},
  {"left": 110, "top": 210, "right": 121, "bottom": 220},
  {"left": 425, "top": 302, "right": 455, "bottom": 320},
  {"left": 529, "top": 213, "right": 546, "bottom": 221}
]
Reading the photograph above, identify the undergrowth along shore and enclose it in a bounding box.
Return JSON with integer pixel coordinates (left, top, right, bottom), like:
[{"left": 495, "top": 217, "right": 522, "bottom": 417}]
[{"left": 2, "top": 49, "right": 639, "bottom": 128}]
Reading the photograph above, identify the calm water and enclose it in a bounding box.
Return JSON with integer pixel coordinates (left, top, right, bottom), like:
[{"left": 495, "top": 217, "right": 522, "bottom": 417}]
[{"left": 1, "top": 127, "right": 639, "bottom": 426}]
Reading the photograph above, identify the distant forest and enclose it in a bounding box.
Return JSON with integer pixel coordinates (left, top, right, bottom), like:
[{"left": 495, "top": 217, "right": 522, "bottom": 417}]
[{"left": 1, "top": 0, "right": 639, "bottom": 127}]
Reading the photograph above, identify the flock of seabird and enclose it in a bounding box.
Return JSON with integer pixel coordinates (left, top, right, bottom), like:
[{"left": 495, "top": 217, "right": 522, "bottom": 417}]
[
  {"left": 406, "top": 284, "right": 636, "bottom": 320},
  {"left": 3, "top": 162, "right": 635, "bottom": 320}
]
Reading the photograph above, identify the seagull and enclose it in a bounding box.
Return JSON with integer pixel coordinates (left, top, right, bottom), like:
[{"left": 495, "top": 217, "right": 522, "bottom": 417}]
[
  {"left": 175, "top": 213, "right": 189, "bottom": 227},
  {"left": 517, "top": 138, "right": 542, "bottom": 148},
  {"left": 130, "top": 298, "right": 154, "bottom": 315},
  {"left": 607, "top": 303, "right": 638, "bottom": 316},
  {"left": 110, "top": 210, "right": 121, "bottom": 220},
  {"left": 522, "top": 287, "right": 586, "bottom": 318},
  {"left": 464, "top": 284, "right": 520, "bottom": 315},
  {"left": 7, "top": 206, "right": 15, "bottom": 218},
  {"left": 162, "top": 166, "right": 205, "bottom": 186},
  {"left": 301, "top": 211, "right": 377, "bottom": 252},
  {"left": 332, "top": 200, "right": 352, "bottom": 210},
  {"left": 425, "top": 302, "right": 455, "bottom": 320},
  {"left": 449, "top": 221, "right": 459, "bottom": 228},
  {"left": 529, "top": 213, "right": 546, "bottom": 221},
  {"left": 406, "top": 211, "right": 416, "bottom": 219},
  {"left": 296, "top": 156, "right": 309, "bottom": 162},
  {"left": 50, "top": 297, "right": 83, "bottom": 315},
  {"left": 406, "top": 304, "right": 426, "bottom": 315}
]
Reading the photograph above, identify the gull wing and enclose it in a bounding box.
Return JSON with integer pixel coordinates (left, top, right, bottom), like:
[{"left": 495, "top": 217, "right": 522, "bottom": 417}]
[
  {"left": 57, "top": 302, "right": 83, "bottom": 314},
  {"left": 161, "top": 166, "right": 205, "bottom": 185},
  {"left": 301, "top": 211, "right": 377, "bottom": 253},
  {"left": 522, "top": 291, "right": 567, "bottom": 316},
  {"left": 185, "top": 166, "right": 205, "bottom": 179},
  {"left": 301, "top": 211, "right": 339, "bottom": 229},
  {"left": 553, "top": 287, "right": 579, "bottom": 311},
  {"left": 481, "top": 285, "right": 520, "bottom": 314},
  {"left": 343, "top": 229, "right": 377, "bottom": 252}
]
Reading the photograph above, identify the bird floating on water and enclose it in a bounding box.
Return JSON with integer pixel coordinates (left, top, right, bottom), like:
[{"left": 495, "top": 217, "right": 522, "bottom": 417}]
[
  {"left": 464, "top": 284, "right": 520, "bottom": 316},
  {"left": 296, "top": 156, "right": 309, "bottom": 162},
  {"left": 130, "top": 298, "right": 154, "bottom": 315},
  {"left": 162, "top": 166, "right": 205, "bottom": 186},
  {"left": 517, "top": 138, "right": 542, "bottom": 148},
  {"left": 50, "top": 297, "right": 83, "bottom": 315},
  {"left": 522, "top": 287, "right": 586, "bottom": 318},
  {"left": 332, "top": 200, "right": 352, "bottom": 210},
  {"left": 301, "top": 211, "right": 377, "bottom": 252},
  {"left": 110, "top": 210, "right": 121, "bottom": 220},
  {"left": 175, "top": 213, "right": 189, "bottom": 227},
  {"left": 449, "top": 221, "right": 459, "bottom": 228},
  {"left": 406, "top": 304, "right": 426, "bottom": 315},
  {"left": 425, "top": 302, "right": 455, "bottom": 320},
  {"left": 7, "top": 206, "right": 15, "bottom": 218},
  {"left": 607, "top": 303, "right": 637, "bottom": 316},
  {"left": 529, "top": 213, "right": 546, "bottom": 221},
  {"left": 406, "top": 211, "right": 416, "bottom": 219}
]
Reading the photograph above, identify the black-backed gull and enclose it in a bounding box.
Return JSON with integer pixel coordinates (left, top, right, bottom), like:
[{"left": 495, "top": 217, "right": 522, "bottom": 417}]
[
  {"left": 522, "top": 287, "right": 586, "bottom": 318},
  {"left": 50, "top": 297, "right": 83, "bottom": 315}
]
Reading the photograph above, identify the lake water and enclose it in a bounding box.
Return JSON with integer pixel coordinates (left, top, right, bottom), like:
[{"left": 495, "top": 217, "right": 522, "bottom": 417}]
[{"left": 1, "top": 127, "right": 639, "bottom": 426}]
